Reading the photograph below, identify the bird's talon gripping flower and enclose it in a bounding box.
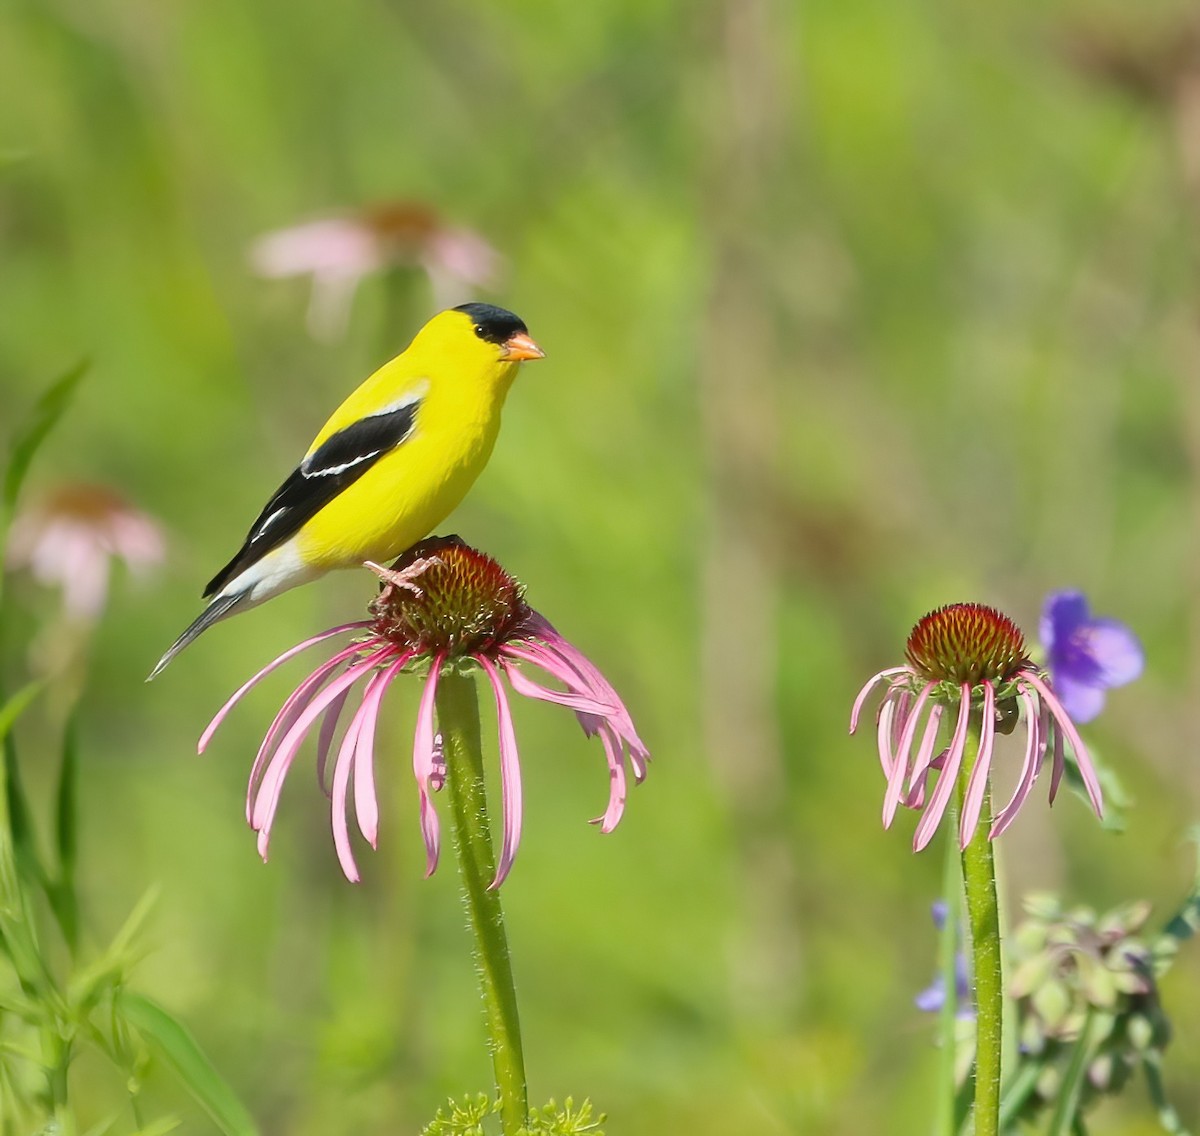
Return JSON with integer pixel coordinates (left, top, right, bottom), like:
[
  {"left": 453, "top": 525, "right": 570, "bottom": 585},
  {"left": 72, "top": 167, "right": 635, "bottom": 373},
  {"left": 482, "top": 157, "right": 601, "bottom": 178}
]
[
  {"left": 850, "top": 603, "right": 1104, "bottom": 851},
  {"left": 363, "top": 555, "right": 444, "bottom": 598},
  {"left": 199, "top": 537, "right": 649, "bottom": 886}
]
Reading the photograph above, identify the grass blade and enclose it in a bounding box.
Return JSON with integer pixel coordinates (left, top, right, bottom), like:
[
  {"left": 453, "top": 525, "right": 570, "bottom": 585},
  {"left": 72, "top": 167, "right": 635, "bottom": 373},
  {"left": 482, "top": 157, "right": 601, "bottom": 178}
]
[{"left": 118, "top": 992, "right": 260, "bottom": 1136}]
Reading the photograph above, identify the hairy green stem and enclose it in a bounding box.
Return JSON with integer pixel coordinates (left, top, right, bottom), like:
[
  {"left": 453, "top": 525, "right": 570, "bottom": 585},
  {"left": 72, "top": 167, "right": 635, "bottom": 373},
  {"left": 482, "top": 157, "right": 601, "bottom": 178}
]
[
  {"left": 958, "top": 723, "right": 1002, "bottom": 1136},
  {"left": 936, "top": 800, "right": 962, "bottom": 1136},
  {"left": 437, "top": 669, "right": 528, "bottom": 1133}
]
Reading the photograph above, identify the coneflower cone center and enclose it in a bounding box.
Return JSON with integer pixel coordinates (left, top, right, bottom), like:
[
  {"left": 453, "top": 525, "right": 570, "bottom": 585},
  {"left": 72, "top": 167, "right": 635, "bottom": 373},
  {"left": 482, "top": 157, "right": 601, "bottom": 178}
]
[
  {"left": 369, "top": 536, "right": 532, "bottom": 658},
  {"left": 905, "top": 602, "right": 1030, "bottom": 686}
]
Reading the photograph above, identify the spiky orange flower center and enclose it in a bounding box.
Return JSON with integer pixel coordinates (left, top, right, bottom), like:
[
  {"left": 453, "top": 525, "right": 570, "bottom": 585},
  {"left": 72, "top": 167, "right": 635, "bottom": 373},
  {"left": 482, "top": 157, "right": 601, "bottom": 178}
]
[
  {"left": 905, "top": 603, "right": 1030, "bottom": 686},
  {"left": 369, "top": 536, "right": 531, "bottom": 658}
]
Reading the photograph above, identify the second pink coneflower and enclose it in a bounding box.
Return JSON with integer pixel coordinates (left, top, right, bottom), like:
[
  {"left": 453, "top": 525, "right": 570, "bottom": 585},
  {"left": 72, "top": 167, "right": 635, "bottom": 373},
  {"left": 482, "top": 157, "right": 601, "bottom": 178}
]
[{"left": 850, "top": 602, "right": 1104, "bottom": 851}]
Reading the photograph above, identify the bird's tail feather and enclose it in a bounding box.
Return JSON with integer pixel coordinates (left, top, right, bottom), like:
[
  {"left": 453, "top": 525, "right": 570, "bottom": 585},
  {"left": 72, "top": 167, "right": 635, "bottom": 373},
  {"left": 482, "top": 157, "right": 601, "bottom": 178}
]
[{"left": 147, "top": 591, "right": 243, "bottom": 681}]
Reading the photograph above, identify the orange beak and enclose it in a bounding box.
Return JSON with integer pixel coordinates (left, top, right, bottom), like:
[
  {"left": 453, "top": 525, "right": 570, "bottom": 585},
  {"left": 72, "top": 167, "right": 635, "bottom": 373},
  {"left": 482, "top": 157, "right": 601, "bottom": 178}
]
[{"left": 501, "top": 331, "right": 545, "bottom": 362}]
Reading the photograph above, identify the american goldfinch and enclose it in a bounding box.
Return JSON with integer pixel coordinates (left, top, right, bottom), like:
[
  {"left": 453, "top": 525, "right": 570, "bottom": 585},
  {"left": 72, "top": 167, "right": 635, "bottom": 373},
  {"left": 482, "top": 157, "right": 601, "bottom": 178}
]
[{"left": 149, "top": 303, "right": 543, "bottom": 679}]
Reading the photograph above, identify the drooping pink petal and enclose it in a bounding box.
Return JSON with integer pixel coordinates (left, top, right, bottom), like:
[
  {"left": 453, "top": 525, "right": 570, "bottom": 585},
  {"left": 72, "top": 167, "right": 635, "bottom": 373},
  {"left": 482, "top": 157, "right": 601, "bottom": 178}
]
[
  {"left": 353, "top": 656, "right": 409, "bottom": 848},
  {"left": 413, "top": 655, "right": 444, "bottom": 877},
  {"left": 913, "top": 685, "right": 972, "bottom": 852},
  {"left": 958, "top": 681, "right": 997, "bottom": 848},
  {"left": 850, "top": 667, "right": 910, "bottom": 733},
  {"left": 883, "top": 683, "right": 933, "bottom": 828},
  {"left": 991, "top": 685, "right": 1043, "bottom": 838},
  {"left": 330, "top": 704, "right": 366, "bottom": 882},
  {"left": 1048, "top": 720, "right": 1064, "bottom": 803},
  {"left": 524, "top": 615, "right": 649, "bottom": 754},
  {"left": 251, "top": 649, "right": 389, "bottom": 853},
  {"left": 876, "top": 694, "right": 899, "bottom": 779},
  {"left": 499, "top": 657, "right": 613, "bottom": 717},
  {"left": 904, "top": 704, "right": 945, "bottom": 809},
  {"left": 243, "top": 640, "right": 371, "bottom": 821},
  {"left": 316, "top": 678, "right": 353, "bottom": 798},
  {"left": 1021, "top": 670, "right": 1103, "bottom": 816},
  {"left": 479, "top": 656, "right": 523, "bottom": 889},
  {"left": 889, "top": 686, "right": 914, "bottom": 758},
  {"left": 590, "top": 722, "right": 628, "bottom": 832},
  {"left": 504, "top": 636, "right": 650, "bottom": 780},
  {"left": 198, "top": 623, "right": 368, "bottom": 753}
]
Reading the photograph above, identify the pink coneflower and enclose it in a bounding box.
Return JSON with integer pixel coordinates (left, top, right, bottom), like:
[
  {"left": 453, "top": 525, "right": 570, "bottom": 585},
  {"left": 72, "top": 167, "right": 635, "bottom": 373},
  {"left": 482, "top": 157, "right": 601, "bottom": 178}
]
[
  {"left": 6, "top": 483, "right": 165, "bottom": 620},
  {"left": 849, "top": 603, "right": 1103, "bottom": 851},
  {"left": 250, "top": 201, "right": 502, "bottom": 340},
  {"left": 199, "top": 537, "right": 649, "bottom": 886}
]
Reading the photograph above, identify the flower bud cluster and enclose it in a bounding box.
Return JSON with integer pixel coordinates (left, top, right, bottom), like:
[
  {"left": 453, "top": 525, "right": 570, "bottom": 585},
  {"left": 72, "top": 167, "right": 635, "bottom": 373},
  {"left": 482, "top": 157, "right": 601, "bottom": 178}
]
[{"left": 1007, "top": 894, "right": 1173, "bottom": 1115}]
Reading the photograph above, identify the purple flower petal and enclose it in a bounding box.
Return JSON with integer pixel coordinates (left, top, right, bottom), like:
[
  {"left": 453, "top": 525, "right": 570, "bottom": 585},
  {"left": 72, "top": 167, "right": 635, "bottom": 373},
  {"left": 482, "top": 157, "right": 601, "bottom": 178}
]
[
  {"left": 1040, "top": 591, "right": 1088, "bottom": 652},
  {"left": 1083, "top": 620, "right": 1144, "bottom": 687},
  {"left": 915, "top": 975, "right": 947, "bottom": 1013},
  {"left": 1049, "top": 674, "right": 1107, "bottom": 725}
]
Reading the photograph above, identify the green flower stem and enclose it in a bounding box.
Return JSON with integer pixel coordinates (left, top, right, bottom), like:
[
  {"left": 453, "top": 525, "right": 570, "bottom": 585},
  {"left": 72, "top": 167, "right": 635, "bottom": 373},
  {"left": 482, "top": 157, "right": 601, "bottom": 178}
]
[
  {"left": 958, "top": 722, "right": 1002, "bottom": 1136},
  {"left": 437, "top": 669, "right": 528, "bottom": 1134},
  {"left": 936, "top": 800, "right": 962, "bottom": 1136}
]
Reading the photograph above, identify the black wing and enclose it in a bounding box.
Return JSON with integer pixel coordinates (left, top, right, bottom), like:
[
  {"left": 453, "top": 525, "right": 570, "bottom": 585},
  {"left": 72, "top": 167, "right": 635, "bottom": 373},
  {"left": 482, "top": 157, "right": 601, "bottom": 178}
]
[{"left": 203, "top": 400, "right": 421, "bottom": 597}]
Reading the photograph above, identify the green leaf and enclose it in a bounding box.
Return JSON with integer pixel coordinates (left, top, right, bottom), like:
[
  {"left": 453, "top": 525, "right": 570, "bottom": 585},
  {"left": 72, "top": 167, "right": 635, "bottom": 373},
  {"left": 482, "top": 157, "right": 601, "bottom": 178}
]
[
  {"left": 1143, "top": 1049, "right": 1192, "bottom": 1135},
  {"left": 69, "top": 886, "right": 159, "bottom": 1010},
  {"left": 1159, "top": 826, "right": 1200, "bottom": 952},
  {"left": 118, "top": 992, "right": 260, "bottom": 1136},
  {"left": 47, "top": 708, "right": 81, "bottom": 954},
  {"left": 1062, "top": 741, "right": 1131, "bottom": 832},
  {"left": 997, "top": 1058, "right": 1043, "bottom": 1132},
  {"left": 3, "top": 724, "right": 49, "bottom": 891},
  {"left": 1046, "top": 1013, "right": 1093, "bottom": 1136},
  {"left": 2, "top": 358, "right": 88, "bottom": 513}
]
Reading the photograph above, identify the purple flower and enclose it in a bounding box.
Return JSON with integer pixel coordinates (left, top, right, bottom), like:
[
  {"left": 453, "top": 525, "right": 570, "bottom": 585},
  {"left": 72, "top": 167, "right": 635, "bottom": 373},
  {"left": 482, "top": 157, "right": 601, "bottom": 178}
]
[
  {"left": 1040, "top": 591, "right": 1143, "bottom": 724},
  {"left": 198, "top": 538, "right": 649, "bottom": 887},
  {"left": 850, "top": 603, "right": 1104, "bottom": 850},
  {"left": 915, "top": 901, "right": 973, "bottom": 1016}
]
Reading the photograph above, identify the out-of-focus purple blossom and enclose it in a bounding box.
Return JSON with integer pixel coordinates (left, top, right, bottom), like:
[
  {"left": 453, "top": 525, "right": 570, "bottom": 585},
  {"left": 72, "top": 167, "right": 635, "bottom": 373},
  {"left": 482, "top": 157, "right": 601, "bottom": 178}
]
[
  {"left": 6, "top": 483, "right": 164, "bottom": 620},
  {"left": 250, "top": 201, "right": 502, "bottom": 340},
  {"left": 1040, "top": 591, "right": 1143, "bottom": 724},
  {"left": 850, "top": 603, "right": 1104, "bottom": 850},
  {"left": 915, "top": 901, "right": 973, "bottom": 1017},
  {"left": 199, "top": 537, "right": 649, "bottom": 887}
]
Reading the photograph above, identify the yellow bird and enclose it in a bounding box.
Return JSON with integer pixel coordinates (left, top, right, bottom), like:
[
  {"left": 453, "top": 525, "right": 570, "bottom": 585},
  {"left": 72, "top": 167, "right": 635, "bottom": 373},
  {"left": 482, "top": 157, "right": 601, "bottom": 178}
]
[{"left": 150, "top": 303, "right": 543, "bottom": 679}]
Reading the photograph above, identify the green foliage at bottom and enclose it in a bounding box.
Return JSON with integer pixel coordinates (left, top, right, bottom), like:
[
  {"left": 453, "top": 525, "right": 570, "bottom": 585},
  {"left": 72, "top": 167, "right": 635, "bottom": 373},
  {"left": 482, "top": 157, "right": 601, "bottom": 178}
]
[{"left": 421, "top": 1094, "right": 604, "bottom": 1136}]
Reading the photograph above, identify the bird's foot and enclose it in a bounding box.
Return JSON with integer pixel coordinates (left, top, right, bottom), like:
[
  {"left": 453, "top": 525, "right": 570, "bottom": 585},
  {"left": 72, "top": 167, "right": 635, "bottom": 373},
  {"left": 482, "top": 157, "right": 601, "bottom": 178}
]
[{"left": 365, "top": 557, "right": 443, "bottom": 598}]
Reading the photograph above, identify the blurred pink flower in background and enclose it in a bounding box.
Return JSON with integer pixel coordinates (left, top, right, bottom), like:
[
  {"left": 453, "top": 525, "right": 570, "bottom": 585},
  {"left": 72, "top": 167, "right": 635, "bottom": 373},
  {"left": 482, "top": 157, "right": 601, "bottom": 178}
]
[
  {"left": 250, "top": 201, "right": 503, "bottom": 340},
  {"left": 6, "top": 483, "right": 165, "bottom": 621}
]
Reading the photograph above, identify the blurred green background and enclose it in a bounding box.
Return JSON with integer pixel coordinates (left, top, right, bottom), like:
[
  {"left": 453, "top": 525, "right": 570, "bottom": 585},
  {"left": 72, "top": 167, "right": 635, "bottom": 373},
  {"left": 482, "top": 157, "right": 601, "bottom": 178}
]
[{"left": 2, "top": 0, "right": 1199, "bottom": 1131}]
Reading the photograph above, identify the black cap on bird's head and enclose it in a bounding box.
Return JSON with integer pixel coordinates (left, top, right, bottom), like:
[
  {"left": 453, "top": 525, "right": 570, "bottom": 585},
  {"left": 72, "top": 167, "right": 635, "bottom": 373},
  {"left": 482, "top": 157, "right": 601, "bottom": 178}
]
[{"left": 454, "top": 302, "right": 545, "bottom": 361}]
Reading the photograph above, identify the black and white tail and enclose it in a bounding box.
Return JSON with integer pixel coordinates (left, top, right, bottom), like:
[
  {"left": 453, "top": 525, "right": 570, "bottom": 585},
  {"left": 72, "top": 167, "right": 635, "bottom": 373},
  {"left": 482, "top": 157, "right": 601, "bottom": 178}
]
[{"left": 147, "top": 591, "right": 243, "bottom": 681}]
